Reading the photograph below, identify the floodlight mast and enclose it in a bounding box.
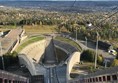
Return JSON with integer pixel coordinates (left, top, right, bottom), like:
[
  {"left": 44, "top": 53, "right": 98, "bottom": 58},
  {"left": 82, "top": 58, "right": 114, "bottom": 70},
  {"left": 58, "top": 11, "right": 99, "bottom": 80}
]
[{"left": 0, "top": 42, "right": 5, "bottom": 70}]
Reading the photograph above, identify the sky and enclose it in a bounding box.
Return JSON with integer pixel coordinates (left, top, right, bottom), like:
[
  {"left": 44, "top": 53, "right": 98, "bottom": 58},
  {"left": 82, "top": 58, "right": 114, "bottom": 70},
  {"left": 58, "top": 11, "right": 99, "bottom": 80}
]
[{"left": 0, "top": 0, "right": 118, "bottom": 1}]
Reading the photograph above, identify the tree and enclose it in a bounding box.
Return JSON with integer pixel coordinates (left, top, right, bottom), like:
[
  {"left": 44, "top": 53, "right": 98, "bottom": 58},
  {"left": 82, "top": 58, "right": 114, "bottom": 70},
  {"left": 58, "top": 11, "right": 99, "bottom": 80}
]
[
  {"left": 80, "top": 50, "right": 95, "bottom": 62},
  {"left": 97, "top": 54, "right": 104, "bottom": 65},
  {"left": 111, "top": 59, "right": 118, "bottom": 67},
  {"left": 2, "top": 51, "right": 19, "bottom": 69},
  {"left": 116, "top": 53, "right": 118, "bottom": 60},
  {"left": 81, "top": 50, "right": 104, "bottom": 65}
]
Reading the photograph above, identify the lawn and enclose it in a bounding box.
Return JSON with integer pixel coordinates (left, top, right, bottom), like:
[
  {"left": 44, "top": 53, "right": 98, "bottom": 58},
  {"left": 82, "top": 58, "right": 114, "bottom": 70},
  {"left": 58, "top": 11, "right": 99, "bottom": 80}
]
[
  {"left": 16, "top": 36, "right": 44, "bottom": 52},
  {"left": 0, "top": 25, "right": 16, "bottom": 29},
  {"left": 0, "top": 25, "right": 58, "bottom": 36},
  {"left": 55, "top": 36, "right": 82, "bottom": 52},
  {"left": 0, "top": 25, "right": 16, "bottom": 31},
  {"left": 23, "top": 25, "right": 58, "bottom": 35}
]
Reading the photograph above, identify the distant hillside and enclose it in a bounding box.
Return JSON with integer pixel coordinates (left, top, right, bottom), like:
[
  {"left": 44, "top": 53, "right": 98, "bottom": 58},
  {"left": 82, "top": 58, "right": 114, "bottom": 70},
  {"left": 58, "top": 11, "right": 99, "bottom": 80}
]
[{"left": 0, "top": 1, "right": 117, "bottom": 13}]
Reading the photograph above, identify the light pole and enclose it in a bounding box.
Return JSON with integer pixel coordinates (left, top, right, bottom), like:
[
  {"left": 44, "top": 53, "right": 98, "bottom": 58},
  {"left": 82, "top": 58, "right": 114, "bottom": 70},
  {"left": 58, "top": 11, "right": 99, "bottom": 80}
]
[
  {"left": 0, "top": 42, "right": 5, "bottom": 70},
  {"left": 76, "top": 27, "right": 77, "bottom": 41},
  {"left": 95, "top": 32, "right": 99, "bottom": 69},
  {"left": 104, "top": 59, "right": 110, "bottom": 68},
  {"left": 85, "top": 37, "right": 87, "bottom": 48}
]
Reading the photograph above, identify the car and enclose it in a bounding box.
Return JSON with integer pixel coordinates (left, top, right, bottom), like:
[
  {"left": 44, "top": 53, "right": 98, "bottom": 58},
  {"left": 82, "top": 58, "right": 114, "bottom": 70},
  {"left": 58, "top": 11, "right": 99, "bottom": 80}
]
[
  {"left": 20, "top": 64, "right": 26, "bottom": 68},
  {"left": 108, "top": 50, "right": 117, "bottom": 56}
]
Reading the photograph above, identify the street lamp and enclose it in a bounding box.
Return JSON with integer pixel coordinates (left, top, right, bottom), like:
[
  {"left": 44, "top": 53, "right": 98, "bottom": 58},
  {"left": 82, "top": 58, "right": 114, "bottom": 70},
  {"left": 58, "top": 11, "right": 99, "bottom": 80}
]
[
  {"left": 85, "top": 37, "right": 87, "bottom": 48},
  {"left": 0, "top": 42, "right": 5, "bottom": 70},
  {"left": 87, "top": 23, "right": 99, "bottom": 69},
  {"left": 95, "top": 32, "right": 99, "bottom": 69},
  {"left": 76, "top": 27, "right": 78, "bottom": 41},
  {"left": 104, "top": 59, "right": 110, "bottom": 68}
]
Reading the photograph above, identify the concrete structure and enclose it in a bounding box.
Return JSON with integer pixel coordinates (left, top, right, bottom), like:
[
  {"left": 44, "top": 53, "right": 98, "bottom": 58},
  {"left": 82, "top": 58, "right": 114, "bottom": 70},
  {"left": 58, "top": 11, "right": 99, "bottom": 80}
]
[
  {"left": 20, "top": 40, "right": 46, "bottom": 63},
  {"left": 55, "top": 45, "right": 69, "bottom": 54},
  {"left": 19, "top": 40, "right": 47, "bottom": 76},
  {"left": 18, "top": 54, "right": 37, "bottom": 75},
  {"left": 0, "top": 28, "right": 29, "bottom": 83},
  {"left": 0, "top": 28, "right": 25, "bottom": 55},
  {"left": 66, "top": 52, "right": 81, "bottom": 82},
  {"left": 18, "top": 37, "right": 81, "bottom": 83},
  {"left": 19, "top": 39, "right": 78, "bottom": 70},
  {"left": 2, "top": 33, "right": 118, "bottom": 83},
  {"left": 54, "top": 40, "right": 78, "bottom": 54},
  {"left": 0, "top": 69, "right": 28, "bottom": 83}
]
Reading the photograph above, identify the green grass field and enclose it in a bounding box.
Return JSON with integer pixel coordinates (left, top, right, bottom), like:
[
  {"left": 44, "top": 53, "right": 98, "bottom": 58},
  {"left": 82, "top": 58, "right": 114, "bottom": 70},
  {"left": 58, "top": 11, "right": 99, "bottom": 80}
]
[
  {"left": 55, "top": 36, "right": 82, "bottom": 51},
  {"left": 16, "top": 36, "right": 44, "bottom": 52}
]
